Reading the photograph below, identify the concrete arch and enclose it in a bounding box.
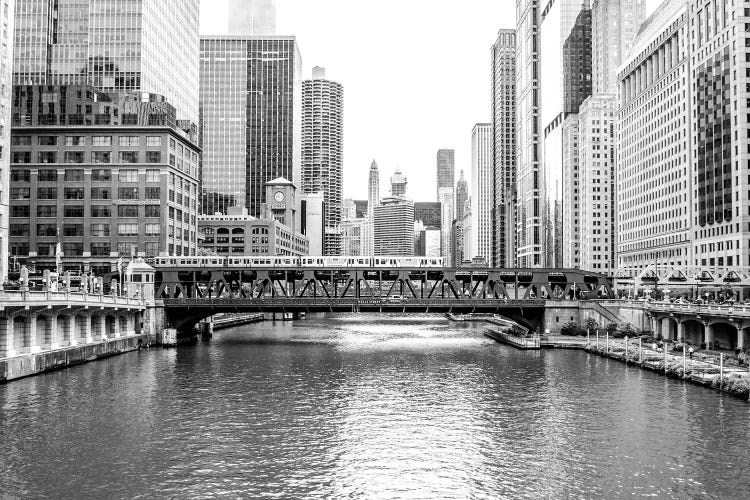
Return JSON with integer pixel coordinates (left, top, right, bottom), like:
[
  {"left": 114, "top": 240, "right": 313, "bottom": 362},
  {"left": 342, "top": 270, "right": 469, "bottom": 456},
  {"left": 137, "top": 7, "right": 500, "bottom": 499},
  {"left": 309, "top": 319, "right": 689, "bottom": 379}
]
[
  {"left": 105, "top": 316, "right": 117, "bottom": 337},
  {"left": 706, "top": 321, "right": 738, "bottom": 351},
  {"left": 659, "top": 316, "right": 678, "bottom": 340},
  {"left": 680, "top": 319, "right": 705, "bottom": 345},
  {"left": 13, "top": 316, "right": 30, "bottom": 353},
  {"left": 90, "top": 315, "right": 104, "bottom": 341}
]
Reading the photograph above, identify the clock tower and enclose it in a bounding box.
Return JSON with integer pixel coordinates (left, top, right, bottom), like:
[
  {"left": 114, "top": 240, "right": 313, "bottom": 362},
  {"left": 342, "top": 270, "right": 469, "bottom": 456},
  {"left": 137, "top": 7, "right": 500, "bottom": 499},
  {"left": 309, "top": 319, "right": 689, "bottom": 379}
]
[{"left": 263, "top": 177, "right": 298, "bottom": 232}]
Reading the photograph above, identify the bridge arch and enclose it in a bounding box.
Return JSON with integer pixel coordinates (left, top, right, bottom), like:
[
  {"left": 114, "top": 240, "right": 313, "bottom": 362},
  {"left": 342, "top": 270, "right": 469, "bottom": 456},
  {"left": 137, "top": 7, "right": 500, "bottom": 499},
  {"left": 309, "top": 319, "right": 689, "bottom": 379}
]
[
  {"left": 679, "top": 319, "right": 705, "bottom": 345},
  {"left": 659, "top": 316, "right": 678, "bottom": 340},
  {"left": 706, "top": 321, "right": 739, "bottom": 350}
]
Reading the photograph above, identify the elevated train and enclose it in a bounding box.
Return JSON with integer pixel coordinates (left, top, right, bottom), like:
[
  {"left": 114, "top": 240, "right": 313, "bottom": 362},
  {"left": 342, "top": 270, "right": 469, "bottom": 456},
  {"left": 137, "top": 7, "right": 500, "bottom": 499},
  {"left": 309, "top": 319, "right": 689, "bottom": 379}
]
[{"left": 149, "top": 256, "right": 447, "bottom": 269}]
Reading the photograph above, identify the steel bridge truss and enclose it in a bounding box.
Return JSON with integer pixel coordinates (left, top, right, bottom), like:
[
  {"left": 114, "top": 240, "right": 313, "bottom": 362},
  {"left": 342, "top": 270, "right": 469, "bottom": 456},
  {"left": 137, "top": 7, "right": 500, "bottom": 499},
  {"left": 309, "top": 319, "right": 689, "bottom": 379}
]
[{"left": 155, "top": 267, "right": 615, "bottom": 302}]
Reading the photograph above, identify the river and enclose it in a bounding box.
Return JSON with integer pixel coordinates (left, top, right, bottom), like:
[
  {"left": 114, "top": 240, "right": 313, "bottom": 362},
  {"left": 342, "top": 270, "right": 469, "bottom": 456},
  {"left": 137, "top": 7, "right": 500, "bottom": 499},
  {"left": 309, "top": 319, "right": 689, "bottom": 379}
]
[{"left": 1, "top": 314, "right": 749, "bottom": 499}]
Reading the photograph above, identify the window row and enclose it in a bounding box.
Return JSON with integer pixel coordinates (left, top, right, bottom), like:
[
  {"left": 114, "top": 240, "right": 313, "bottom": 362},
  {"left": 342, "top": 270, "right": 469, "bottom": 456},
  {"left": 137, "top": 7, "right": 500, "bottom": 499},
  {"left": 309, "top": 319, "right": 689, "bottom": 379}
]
[
  {"left": 12, "top": 205, "right": 163, "bottom": 218},
  {"left": 12, "top": 135, "right": 163, "bottom": 147},
  {"left": 12, "top": 168, "right": 163, "bottom": 182},
  {"left": 12, "top": 151, "right": 163, "bottom": 164}
]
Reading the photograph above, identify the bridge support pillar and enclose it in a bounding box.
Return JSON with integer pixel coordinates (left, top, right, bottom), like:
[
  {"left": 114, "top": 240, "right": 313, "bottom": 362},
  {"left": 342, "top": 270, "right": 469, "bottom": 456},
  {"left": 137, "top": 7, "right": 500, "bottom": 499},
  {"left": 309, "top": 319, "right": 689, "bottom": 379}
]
[
  {"left": 27, "top": 314, "right": 41, "bottom": 354},
  {"left": 0, "top": 315, "right": 16, "bottom": 358},
  {"left": 48, "top": 314, "right": 60, "bottom": 350},
  {"left": 62, "top": 316, "right": 76, "bottom": 347},
  {"left": 705, "top": 323, "right": 714, "bottom": 350},
  {"left": 739, "top": 326, "right": 746, "bottom": 351},
  {"left": 78, "top": 314, "right": 93, "bottom": 345},
  {"left": 676, "top": 321, "right": 684, "bottom": 343},
  {"left": 111, "top": 315, "right": 121, "bottom": 338}
]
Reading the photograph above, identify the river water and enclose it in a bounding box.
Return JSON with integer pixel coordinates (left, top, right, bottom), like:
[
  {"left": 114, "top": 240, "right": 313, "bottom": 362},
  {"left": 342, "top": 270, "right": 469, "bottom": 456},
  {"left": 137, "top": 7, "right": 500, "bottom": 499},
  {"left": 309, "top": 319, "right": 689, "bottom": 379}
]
[{"left": 1, "top": 314, "right": 750, "bottom": 499}]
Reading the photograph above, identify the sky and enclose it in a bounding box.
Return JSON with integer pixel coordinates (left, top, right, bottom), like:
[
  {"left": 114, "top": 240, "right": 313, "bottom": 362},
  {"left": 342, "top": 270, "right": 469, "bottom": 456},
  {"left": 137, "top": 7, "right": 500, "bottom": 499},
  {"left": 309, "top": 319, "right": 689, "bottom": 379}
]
[{"left": 201, "top": 0, "right": 660, "bottom": 203}]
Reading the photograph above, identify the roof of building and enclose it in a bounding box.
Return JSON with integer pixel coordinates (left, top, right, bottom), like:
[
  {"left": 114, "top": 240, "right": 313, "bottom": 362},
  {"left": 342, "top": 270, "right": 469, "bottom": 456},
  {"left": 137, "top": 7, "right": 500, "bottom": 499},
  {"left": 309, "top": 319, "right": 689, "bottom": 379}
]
[
  {"left": 623, "top": 0, "right": 687, "bottom": 67},
  {"left": 267, "top": 177, "right": 295, "bottom": 186}
]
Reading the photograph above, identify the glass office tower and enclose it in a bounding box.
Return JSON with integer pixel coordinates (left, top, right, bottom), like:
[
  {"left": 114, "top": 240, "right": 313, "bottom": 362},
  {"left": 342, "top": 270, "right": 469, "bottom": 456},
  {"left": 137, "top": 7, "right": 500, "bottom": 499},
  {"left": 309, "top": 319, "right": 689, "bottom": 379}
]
[{"left": 13, "top": 0, "right": 199, "bottom": 125}]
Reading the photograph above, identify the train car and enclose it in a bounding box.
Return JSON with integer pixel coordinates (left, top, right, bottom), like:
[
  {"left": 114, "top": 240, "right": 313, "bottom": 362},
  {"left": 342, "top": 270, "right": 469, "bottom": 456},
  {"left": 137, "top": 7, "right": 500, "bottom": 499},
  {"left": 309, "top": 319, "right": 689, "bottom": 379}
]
[
  {"left": 151, "top": 256, "right": 227, "bottom": 268},
  {"left": 227, "top": 256, "right": 300, "bottom": 268}
]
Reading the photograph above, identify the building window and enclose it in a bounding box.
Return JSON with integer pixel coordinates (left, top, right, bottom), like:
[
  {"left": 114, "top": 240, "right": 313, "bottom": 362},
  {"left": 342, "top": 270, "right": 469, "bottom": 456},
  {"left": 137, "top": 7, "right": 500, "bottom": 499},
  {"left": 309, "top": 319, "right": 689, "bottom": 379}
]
[
  {"left": 38, "top": 169, "right": 57, "bottom": 182},
  {"left": 38, "top": 136, "right": 57, "bottom": 146},
  {"left": 144, "top": 242, "right": 159, "bottom": 256},
  {"left": 11, "top": 136, "right": 31, "bottom": 146},
  {"left": 90, "top": 243, "right": 111, "bottom": 256},
  {"left": 118, "top": 205, "right": 139, "bottom": 217},
  {"left": 117, "top": 242, "right": 136, "bottom": 256},
  {"left": 64, "top": 169, "right": 84, "bottom": 182},
  {"left": 118, "top": 224, "right": 139, "bottom": 236},
  {"left": 92, "top": 169, "right": 111, "bottom": 181},
  {"left": 145, "top": 205, "right": 161, "bottom": 218},
  {"left": 36, "top": 224, "right": 57, "bottom": 237},
  {"left": 146, "top": 136, "right": 162, "bottom": 147},
  {"left": 10, "top": 244, "right": 29, "bottom": 256},
  {"left": 118, "top": 187, "right": 139, "bottom": 200},
  {"left": 119, "top": 136, "right": 140, "bottom": 147},
  {"left": 37, "top": 187, "right": 57, "bottom": 199},
  {"left": 38, "top": 151, "right": 57, "bottom": 163},
  {"left": 11, "top": 170, "right": 30, "bottom": 182},
  {"left": 92, "top": 136, "right": 112, "bottom": 146},
  {"left": 65, "top": 136, "right": 86, "bottom": 146},
  {"left": 146, "top": 169, "right": 160, "bottom": 182},
  {"left": 11, "top": 206, "right": 30, "bottom": 217},
  {"left": 12, "top": 152, "right": 31, "bottom": 163},
  {"left": 65, "top": 152, "right": 84, "bottom": 163},
  {"left": 146, "top": 151, "right": 161, "bottom": 163},
  {"left": 91, "top": 187, "right": 111, "bottom": 200},
  {"left": 10, "top": 224, "right": 29, "bottom": 237},
  {"left": 10, "top": 188, "right": 30, "bottom": 200},
  {"left": 63, "top": 243, "right": 84, "bottom": 256},
  {"left": 145, "top": 187, "right": 160, "bottom": 200},
  {"left": 93, "top": 151, "right": 111, "bottom": 164},
  {"left": 37, "top": 205, "right": 57, "bottom": 217},
  {"left": 64, "top": 187, "right": 85, "bottom": 200},
  {"left": 37, "top": 245, "right": 53, "bottom": 257},
  {"left": 63, "top": 224, "right": 84, "bottom": 237},
  {"left": 91, "top": 206, "right": 111, "bottom": 218},
  {"left": 145, "top": 223, "right": 160, "bottom": 236},
  {"left": 119, "top": 151, "right": 139, "bottom": 163},
  {"left": 118, "top": 169, "right": 138, "bottom": 182},
  {"left": 90, "top": 224, "right": 111, "bottom": 237},
  {"left": 63, "top": 205, "right": 84, "bottom": 218}
]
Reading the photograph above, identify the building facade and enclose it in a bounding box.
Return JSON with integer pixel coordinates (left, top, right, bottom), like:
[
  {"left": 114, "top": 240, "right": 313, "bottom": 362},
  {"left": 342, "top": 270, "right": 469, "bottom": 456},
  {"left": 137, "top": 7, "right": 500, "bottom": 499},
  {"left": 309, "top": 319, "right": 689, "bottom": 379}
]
[
  {"left": 415, "top": 201, "right": 442, "bottom": 229},
  {"left": 302, "top": 66, "right": 343, "bottom": 255},
  {"left": 390, "top": 169, "right": 407, "bottom": 198},
  {"left": 491, "top": 29, "right": 516, "bottom": 268},
  {"left": 374, "top": 197, "right": 415, "bottom": 256},
  {"left": 199, "top": 215, "right": 308, "bottom": 256},
  {"left": 617, "top": 0, "right": 691, "bottom": 275},
  {"left": 438, "top": 187, "right": 454, "bottom": 262},
  {"left": 13, "top": 0, "right": 200, "bottom": 125},
  {"left": 0, "top": 0, "right": 13, "bottom": 280},
  {"left": 471, "top": 123, "right": 493, "bottom": 263},
  {"left": 515, "top": 0, "right": 542, "bottom": 267},
  {"left": 199, "top": 35, "right": 302, "bottom": 217},
  {"left": 340, "top": 218, "right": 363, "bottom": 256},
  {"left": 8, "top": 86, "right": 200, "bottom": 274},
  {"left": 455, "top": 171, "right": 468, "bottom": 222},
  {"left": 436, "top": 149, "right": 455, "bottom": 201}
]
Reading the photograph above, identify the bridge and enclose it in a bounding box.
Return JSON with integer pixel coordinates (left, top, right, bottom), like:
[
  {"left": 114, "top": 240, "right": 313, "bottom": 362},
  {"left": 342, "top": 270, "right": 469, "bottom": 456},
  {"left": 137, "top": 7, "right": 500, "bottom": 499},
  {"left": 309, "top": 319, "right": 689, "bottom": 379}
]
[
  {"left": 0, "top": 290, "right": 146, "bottom": 359},
  {"left": 153, "top": 266, "right": 615, "bottom": 332}
]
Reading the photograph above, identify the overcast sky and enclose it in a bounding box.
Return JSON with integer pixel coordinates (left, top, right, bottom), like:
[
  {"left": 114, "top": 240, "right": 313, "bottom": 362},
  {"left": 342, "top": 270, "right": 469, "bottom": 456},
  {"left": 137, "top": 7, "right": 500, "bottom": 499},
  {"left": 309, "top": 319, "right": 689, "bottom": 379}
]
[{"left": 201, "top": 0, "right": 660, "bottom": 203}]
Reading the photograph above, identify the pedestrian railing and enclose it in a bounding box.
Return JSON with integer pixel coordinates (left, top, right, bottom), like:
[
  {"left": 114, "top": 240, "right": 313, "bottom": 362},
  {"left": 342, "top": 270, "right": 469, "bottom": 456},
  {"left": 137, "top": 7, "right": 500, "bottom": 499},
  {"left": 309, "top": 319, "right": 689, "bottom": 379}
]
[{"left": 0, "top": 290, "right": 145, "bottom": 308}]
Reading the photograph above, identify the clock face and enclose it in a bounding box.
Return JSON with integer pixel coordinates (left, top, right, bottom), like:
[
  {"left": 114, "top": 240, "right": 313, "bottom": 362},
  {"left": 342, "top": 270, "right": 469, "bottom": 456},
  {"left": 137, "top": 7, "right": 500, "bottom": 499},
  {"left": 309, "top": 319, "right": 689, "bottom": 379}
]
[{"left": 274, "top": 191, "right": 285, "bottom": 203}]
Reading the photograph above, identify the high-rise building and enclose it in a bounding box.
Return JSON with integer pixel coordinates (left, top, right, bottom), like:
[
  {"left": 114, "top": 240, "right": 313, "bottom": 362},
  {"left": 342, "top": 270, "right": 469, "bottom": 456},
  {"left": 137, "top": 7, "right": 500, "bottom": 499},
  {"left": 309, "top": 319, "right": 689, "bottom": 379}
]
[
  {"left": 561, "top": 115, "right": 580, "bottom": 269},
  {"left": 200, "top": 35, "right": 302, "bottom": 217},
  {"left": 471, "top": 124, "right": 493, "bottom": 264},
  {"left": 8, "top": 86, "right": 200, "bottom": 273},
  {"left": 300, "top": 191, "right": 325, "bottom": 255},
  {"left": 540, "top": 0, "right": 592, "bottom": 269},
  {"left": 362, "top": 160, "right": 380, "bottom": 256},
  {"left": 617, "top": 0, "right": 691, "bottom": 275},
  {"left": 390, "top": 169, "right": 407, "bottom": 198},
  {"left": 341, "top": 218, "right": 364, "bottom": 256},
  {"left": 228, "top": 0, "right": 277, "bottom": 36},
  {"left": 302, "top": 66, "right": 344, "bottom": 255},
  {"left": 455, "top": 171, "right": 468, "bottom": 222},
  {"left": 438, "top": 187, "right": 454, "bottom": 263},
  {"left": 591, "top": 0, "right": 647, "bottom": 95},
  {"left": 515, "top": 0, "right": 542, "bottom": 267},
  {"left": 491, "top": 29, "right": 516, "bottom": 268},
  {"left": 0, "top": 0, "right": 13, "bottom": 280},
  {"left": 374, "top": 197, "right": 415, "bottom": 256},
  {"left": 13, "top": 0, "right": 200, "bottom": 125},
  {"left": 436, "top": 149, "right": 455, "bottom": 201}
]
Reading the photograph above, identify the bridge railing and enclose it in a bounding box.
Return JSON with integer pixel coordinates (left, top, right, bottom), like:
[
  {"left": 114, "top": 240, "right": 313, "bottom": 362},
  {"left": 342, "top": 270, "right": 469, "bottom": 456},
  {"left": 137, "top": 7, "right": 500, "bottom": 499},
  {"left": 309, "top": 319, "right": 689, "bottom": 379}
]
[
  {"left": 162, "top": 297, "right": 548, "bottom": 307},
  {"left": 0, "top": 290, "right": 146, "bottom": 308},
  {"left": 645, "top": 302, "right": 750, "bottom": 318}
]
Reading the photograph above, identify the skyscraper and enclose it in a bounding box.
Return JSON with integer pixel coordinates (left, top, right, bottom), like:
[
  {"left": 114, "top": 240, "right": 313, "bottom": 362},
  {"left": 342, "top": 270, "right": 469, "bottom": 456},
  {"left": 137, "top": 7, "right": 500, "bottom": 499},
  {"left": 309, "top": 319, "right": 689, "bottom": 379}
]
[
  {"left": 592, "top": 0, "right": 647, "bottom": 95},
  {"left": 374, "top": 198, "right": 415, "bottom": 256},
  {"left": 362, "top": 160, "right": 380, "bottom": 256},
  {"left": 471, "top": 124, "right": 493, "bottom": 264},
  {"left": 491, "top": 29, "right": 516, "bottom": 268},
  {"left": 390, "top": 169, "right": 407, "bottom": 198},
  {"left": 200, "top": 35, "right": 302, "bottom": 217},
  {"left": 302, "top": 66, "right": 344, "bottom": 255},
  {"left": 540, "top": 0, "right": 592, "bottom": 269},
  {"left": 228, "top": 0, "right": 277, "bottom": 36},
  {"left": 515, "top": 0, "right": 542, "bottom": 268},
  {"left": 438, "top": 187, "right": 454, "bottom": 263},
  {"left": 455, "top": 170, "right": 468, "bottom": 221},
  {"left": 13, "top": 0, "right": 200, "bottom": 125},
  {"left": 0, "top": 0, "right": 13, "bottom": 280},
  {"left": 436, "top": 149, "right": 455, "bottom": 201}
]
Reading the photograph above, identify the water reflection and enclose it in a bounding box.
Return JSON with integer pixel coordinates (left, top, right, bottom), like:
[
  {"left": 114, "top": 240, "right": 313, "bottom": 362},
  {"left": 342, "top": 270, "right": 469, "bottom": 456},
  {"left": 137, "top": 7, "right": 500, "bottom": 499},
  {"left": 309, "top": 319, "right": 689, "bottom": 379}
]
[{"left": 0, "top": 313, "right": 749, "bottom": 499}]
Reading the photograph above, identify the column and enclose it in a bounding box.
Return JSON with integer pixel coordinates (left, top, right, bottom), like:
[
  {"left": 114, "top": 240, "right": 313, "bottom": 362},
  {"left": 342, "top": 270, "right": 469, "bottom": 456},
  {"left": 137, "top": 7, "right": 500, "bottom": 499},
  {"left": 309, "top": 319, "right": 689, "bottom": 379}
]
[
  {"left": 0, "top": 315, "right": 16, "bottom": 358},
  {"left": 739, "top": 326, "right": 746, "bottom": 351},
  {"left": 671, "top": 36, "right": 679, "bottom": 66},
  {"left": 111, "top": 315, "right": 121, "bottom": 338},
  {"left": 27, "top": 315, "right": 40, "bottom": 354},
  {"left": 676, "top": 321, "right": 684, "bottom": 343},
  {"left": 656, "top": 317, "right": 663, "bottom": 339},
  {"left": 79, "top": 314, "right": 93, "bottom": 344},
  {"left": 705, "top": 323, "right": 713, "bottom": 350},
  {"left": 49, "top": 315, "right": 59, "bottom": 350},
  {"left": 64, "top": 316, "right": 77, "bottom": 347}
]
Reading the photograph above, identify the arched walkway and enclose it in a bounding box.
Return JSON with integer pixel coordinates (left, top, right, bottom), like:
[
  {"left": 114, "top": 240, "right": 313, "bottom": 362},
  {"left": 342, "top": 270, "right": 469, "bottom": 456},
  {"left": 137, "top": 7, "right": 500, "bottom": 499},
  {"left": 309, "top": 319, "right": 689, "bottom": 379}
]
[
  {"left": 681, "top": 319, "right": 704, "bottom": 345},
  {"left": 707, "top": 322, "right": 738, "bottom": 351},
  {"left": 105, "top": 316, "right": 117, "bottom": 337}
]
